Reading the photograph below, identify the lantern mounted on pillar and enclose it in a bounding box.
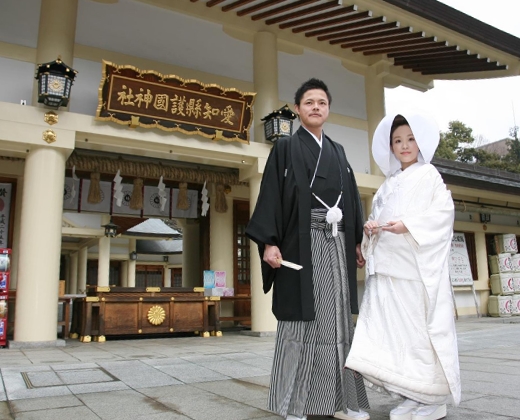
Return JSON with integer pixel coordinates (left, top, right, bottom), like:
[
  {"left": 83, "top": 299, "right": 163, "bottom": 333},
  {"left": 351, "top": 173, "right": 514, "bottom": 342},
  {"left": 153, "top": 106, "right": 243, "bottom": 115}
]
[
  {"left": 261, "top": 104, "right": 297, "bottom": 143},
  {"left": 129, "top": 251, "right": 138, "bottom": 261},
  {"left": 35, "top": 56, "right": 78, "bottom": 108},
  {"left": 479, "top": 213, "right": 491, "bottom": 223},
  {"left": 102, "top": 219, "right": 119, "bottom": 238}
]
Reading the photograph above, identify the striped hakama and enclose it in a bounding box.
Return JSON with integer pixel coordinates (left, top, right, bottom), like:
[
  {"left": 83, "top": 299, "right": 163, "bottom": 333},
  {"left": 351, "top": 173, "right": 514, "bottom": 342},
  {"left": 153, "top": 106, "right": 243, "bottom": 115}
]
[{"left": 267, "top": 209, "right": 369, "bottom": 418}]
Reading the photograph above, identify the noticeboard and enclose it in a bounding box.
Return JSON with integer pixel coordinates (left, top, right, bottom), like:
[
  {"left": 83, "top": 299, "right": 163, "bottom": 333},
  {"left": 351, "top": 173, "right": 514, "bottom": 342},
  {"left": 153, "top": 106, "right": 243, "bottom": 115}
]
[{"left": 449, "top": 232, "right": 474, "bottom": 286}]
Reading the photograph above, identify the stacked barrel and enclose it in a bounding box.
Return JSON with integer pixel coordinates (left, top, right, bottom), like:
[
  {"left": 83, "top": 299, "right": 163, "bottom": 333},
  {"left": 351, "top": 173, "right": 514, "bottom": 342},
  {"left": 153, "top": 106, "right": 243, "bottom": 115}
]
[{"left": 488, "top": 234, "right": 520, "bottom": 317}]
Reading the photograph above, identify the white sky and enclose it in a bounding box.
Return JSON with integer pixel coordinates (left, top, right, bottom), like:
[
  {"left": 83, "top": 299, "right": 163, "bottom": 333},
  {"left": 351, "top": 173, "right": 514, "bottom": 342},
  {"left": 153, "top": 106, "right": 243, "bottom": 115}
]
[{"left": 384, "top": 0, "right": 520, "bottom": 143}]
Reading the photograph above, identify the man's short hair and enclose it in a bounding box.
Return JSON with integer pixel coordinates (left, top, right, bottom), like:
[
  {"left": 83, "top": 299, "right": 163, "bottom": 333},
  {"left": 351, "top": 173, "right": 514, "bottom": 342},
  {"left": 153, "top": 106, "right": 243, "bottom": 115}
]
[{"left": 294, "top": 78, "right": 332, "bottom": 106}]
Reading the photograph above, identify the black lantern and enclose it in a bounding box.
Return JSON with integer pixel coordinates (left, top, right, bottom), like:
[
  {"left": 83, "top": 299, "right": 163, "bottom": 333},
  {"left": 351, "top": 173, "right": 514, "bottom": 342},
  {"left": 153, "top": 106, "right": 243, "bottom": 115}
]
[
  {"left": 35, "top": 57, "right": 78, "bottom": 108},
  {"left": 102, "top": 219, "right": 119, "bottom": 238},
  {"left": 129, "top": 251, "right": 138, "bottom": 261},
  {"left": 261, "top": 104, "right": 297, "bottom": 143},
  {"left": 479, "top": 213, "right": 491, "bottom": 223}
]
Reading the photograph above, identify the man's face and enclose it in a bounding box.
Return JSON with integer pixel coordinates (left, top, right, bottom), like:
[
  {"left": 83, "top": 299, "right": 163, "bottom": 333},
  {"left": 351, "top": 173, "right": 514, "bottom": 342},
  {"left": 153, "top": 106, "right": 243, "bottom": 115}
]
[{"left": 294, "top": 89, "right": 330, "bottom": 131}]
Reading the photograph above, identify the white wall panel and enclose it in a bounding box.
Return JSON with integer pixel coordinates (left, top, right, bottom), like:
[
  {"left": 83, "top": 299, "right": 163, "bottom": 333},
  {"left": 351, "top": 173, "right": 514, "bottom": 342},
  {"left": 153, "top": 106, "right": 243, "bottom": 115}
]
[
  {"left": 278, "top": 49, "right": 367, "bottom": 120},
  {"left": 292, "top": 120, "right": 370, "bottom": 175},
  {"left": 75, "top": 0, "right": 253, "bottom": 83},
  {"left": 0, "top": 0, "right": 41, "bottom": 48},
  {"left": 0, "top": 57, "right": 35, "bottom": 106},
  {"left": 68, "top": 58, "right": 102, "bottom": 116}
]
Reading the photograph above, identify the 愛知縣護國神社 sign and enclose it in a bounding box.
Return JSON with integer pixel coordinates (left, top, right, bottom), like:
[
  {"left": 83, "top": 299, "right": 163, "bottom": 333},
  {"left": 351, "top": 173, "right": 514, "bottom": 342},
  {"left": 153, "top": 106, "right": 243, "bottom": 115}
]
[{"left": 96, "top": 60, "right": 255, "bottom": 144}]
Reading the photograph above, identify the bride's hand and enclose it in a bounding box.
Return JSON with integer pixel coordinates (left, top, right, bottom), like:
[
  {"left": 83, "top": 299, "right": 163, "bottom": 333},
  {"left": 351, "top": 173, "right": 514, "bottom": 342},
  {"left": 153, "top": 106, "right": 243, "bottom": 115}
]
[
  {"left": 382, "top": 220, "right": 408, "bottom": 234},
  {"left": 363, "top": 220, "right": 380, "bottom": 236}
]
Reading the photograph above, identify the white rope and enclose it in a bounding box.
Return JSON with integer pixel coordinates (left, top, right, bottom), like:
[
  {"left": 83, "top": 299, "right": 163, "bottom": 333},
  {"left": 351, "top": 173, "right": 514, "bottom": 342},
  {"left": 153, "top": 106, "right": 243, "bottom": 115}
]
[{"left": 312, "top": 192, "right": 343, "bottom": 237}]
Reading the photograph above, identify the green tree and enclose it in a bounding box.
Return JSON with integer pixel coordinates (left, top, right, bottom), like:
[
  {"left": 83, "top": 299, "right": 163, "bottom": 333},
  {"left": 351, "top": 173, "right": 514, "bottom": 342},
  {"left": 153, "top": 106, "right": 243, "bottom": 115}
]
[
  {"left": 434, "top": 120, "right": 475, "bottom": 160},
  {"left": 502, "top": 126, "right": 520, "bottom": 172}
]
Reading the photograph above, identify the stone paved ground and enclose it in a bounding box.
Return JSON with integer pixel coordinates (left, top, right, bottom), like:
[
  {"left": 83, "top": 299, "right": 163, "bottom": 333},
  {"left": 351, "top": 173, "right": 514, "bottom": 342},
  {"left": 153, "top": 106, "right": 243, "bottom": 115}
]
[{"left": 0, "top": 316, "right": 518, "bottom": 419}]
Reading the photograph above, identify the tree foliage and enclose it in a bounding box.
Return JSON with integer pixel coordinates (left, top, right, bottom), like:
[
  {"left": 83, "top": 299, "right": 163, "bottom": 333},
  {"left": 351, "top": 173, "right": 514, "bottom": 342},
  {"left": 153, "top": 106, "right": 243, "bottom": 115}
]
[
  {"left": 435, "top": 120, "right": 473, "bottom": 160},
  {"left": 434, "top": 120, "right": 520, "bottom": 174}
]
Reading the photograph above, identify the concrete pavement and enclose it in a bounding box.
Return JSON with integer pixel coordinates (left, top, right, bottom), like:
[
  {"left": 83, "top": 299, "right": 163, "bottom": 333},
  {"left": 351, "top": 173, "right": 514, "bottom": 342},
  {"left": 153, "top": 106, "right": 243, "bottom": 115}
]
[{"left": 0, "top": 316, "right": 519, "bottom": 419}]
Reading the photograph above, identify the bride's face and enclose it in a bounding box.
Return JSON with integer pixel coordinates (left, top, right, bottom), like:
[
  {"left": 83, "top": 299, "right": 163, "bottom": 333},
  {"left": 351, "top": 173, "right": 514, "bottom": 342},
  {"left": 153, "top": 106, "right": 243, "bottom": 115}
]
[{"left": 391, "top": 125, "right": 419, "bottom": 170}]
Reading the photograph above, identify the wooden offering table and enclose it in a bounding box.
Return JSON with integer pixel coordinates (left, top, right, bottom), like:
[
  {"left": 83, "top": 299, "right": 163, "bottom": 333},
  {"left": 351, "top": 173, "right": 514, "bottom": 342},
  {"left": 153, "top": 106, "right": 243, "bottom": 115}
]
[{"left": 70, "top": 287, "right": 221, "bottom": 343}]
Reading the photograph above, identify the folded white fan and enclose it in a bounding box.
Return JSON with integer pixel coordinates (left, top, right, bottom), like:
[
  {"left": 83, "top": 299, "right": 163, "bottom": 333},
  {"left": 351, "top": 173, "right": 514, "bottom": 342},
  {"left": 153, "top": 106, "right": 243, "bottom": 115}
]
[{"left": 277, "top": 259, "right": 303, "bottom": 271}]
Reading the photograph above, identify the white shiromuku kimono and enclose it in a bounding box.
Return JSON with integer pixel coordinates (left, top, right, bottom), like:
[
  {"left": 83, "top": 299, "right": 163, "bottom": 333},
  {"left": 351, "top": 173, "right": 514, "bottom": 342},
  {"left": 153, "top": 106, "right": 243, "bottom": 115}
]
[{"left": 345, "top": 113, "right": 461, "bottom": 407}]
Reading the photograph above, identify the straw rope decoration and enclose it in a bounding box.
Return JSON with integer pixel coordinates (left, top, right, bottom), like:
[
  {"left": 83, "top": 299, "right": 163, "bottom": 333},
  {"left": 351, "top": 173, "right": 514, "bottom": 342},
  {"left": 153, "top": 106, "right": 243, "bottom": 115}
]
[
  {"left": 129, "top": 178, "right": 144, "bottom": 210},
  {"left": 214, "top": 183, "right": 228, "bottom": 213},
  {"left": 66, "top": 152, "right": 246, "bottom": 186},
  {"left": 87, "top": 172, "right": 102, "bottom": 204},
  {"left": 177, "top": 182, "right": 190, "bottom": 210}
]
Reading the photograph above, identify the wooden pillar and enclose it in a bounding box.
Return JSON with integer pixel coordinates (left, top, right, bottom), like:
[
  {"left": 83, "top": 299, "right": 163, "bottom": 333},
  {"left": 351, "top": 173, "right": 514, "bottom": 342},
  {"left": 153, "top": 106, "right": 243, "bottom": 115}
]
[
  {"left": 97, "top": 216, "right": 110, "bottom": 287},
  {"left": 14, "top": 147, "right": 68, "bottom": 343},
  {"left": 69, "top": 252, "right": 78, "bottom": 294},
  {"left": 249, "top": 172, "right": 277, "bottom": 333},
  {"left": 127, "top": 238, "right": 136, "bottom": 287},
  {"left": 253, "top": 31, "right": 279, "bottom": 144},
  {"left": 209, "top": 185, "right": 233, "bottom": 282},
  {"left": 78, "top": 246, "right": 88, "bottom": 294},
  {"left": 365, "top": 66, "right": 386, "bottom": 176}
]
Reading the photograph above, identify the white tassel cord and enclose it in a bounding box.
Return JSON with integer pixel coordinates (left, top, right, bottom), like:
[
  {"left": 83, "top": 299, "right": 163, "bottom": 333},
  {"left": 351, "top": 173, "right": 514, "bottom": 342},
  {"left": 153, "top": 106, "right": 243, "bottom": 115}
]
[{"left": 312, "top": 192, "right": 343, "bottom": 237}]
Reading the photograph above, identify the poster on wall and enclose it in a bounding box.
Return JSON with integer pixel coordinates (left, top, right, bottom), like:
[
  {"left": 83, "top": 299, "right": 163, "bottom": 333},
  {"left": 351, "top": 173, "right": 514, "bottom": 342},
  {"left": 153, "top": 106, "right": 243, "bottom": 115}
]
[
  {"left": 449, "top": 232, "right": 474, "bottom": 286},
  {"left": 0, "top": 183, "right": 12, "bottom": 248}
]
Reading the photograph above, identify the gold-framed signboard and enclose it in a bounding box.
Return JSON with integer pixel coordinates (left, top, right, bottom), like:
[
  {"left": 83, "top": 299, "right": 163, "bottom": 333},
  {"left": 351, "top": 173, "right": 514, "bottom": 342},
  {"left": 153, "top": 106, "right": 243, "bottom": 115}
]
[{"left": 96, "top": 60, "right": 255, "bottom": 144}]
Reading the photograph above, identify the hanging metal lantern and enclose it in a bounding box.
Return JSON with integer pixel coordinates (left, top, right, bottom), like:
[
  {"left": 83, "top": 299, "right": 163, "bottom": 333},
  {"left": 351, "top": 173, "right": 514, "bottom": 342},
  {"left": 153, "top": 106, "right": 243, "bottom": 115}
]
[
  {"left": 35, "top": 57, "right": 78, "bottom": 108},
  {"left": 261, "top": 104, "right": 297, "bottom": 143},
  {"left": 102, "top": 219, "right": 119, "bottom": 238}
]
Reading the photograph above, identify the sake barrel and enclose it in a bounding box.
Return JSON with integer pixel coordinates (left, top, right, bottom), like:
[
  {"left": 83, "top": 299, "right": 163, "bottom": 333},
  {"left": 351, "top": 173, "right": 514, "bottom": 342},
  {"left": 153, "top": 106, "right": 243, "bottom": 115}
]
[
  {"left": 488, "top": 253, "right": 512, "bottom": 274},
  {"left": 511, "top": 295, "right": 520, "bottom": 316},
  {"left": 488, "top": 295, "right": 512, "bottom": 317},
  {"left": 511, "top": 253, "right": 520, "bottom": 272},
  {"left": 494, "top": 234, "right": 518, "bottom": 254},
  {"left": 514, "top": 273, "right": 520, "bottom": 294},
  {"left": 490, "top": 273, "right": 515, "bottom": 295}
]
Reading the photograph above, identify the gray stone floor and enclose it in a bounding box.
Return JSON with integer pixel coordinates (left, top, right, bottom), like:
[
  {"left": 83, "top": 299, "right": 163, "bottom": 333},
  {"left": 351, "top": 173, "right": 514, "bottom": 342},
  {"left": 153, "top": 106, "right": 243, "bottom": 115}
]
[{"left": 0, "top": 317, "right": 519, "bottom": 419}]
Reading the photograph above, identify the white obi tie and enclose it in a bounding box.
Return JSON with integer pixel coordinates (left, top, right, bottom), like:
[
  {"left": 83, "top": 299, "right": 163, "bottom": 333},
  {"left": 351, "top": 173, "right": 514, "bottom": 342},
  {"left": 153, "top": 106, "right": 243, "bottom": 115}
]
[{"left": 312, "top": 192, "right": 343, "bottom": 237}]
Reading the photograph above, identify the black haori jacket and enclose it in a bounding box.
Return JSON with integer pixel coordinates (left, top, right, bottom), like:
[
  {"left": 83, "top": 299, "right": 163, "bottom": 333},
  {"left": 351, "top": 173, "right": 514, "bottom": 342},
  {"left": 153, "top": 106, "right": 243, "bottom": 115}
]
[{"left": 246, "top": 127, "right": 364, "bottom": 321}]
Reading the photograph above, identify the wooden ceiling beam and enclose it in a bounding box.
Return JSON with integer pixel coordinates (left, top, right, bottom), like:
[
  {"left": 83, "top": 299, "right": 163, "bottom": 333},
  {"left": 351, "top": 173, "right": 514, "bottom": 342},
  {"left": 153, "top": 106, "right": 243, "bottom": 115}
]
[
  {"left": 276, "top": 4, "right": 354, "bottom": 28},
  {"left": 222, "top": 0, "right": 255, "bottom": 12},
  {"left": 329, "top": 26, "right": 412, "bottom": 45},
  {"left": 237, "top": 0, "right": 286, "bottom": 17},
  {"left": 388, "top": 45, "right": 460, "bottom": 58},
  {"left": 252, "top": 0, "right": 319, "bottom": 21},
  {"left": 293, "top": 10, "right": 370, "bottom": 33},
  {"left": 363, "top": 41, "right": 448, "bottom": 56},
  {"left": 421, "top": 64, "right": 507, "bottom": 75},
  {"left": 206, "top": 0, "right": 226, "bottom": 6},
  {"left": 399, "top": 54, "right": 483, "bottom": 68},
  {"left": 353, "top": 36, "right": 437, "bottom": 53},
  {"left": 304, "top": 16, "right": 387, "bottom": 37},
  {"left": 330, "top": 22, "right": 401, "bottom": 43},
  {"left": 393, "top": 51, "right": 474, "bottom": 65},
  {"left": 341, "top": 31, "right": 423, "bottom": 49},
  {"left": 411, "top": 59, "right": 497, "bottom": 72}
]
